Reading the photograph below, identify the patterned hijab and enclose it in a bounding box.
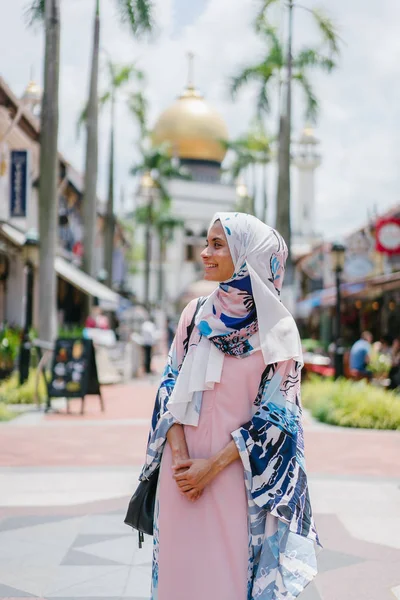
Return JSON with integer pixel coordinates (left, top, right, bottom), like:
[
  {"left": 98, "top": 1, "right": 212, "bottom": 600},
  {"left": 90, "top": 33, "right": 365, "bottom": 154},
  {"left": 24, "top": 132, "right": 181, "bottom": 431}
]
[{"left": 167, "top": 212, "right": 303, "bottom": 426}]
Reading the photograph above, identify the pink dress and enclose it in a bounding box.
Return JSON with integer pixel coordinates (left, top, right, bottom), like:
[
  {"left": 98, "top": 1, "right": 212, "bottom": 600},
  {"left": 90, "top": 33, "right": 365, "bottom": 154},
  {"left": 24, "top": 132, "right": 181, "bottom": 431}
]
[{"left": 157, "top": 350, "right": 266, "bottom": 600}]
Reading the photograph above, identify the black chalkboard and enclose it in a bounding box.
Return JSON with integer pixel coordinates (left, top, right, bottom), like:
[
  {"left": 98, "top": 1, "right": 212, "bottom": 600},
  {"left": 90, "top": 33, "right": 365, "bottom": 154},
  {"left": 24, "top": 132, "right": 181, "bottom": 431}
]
[{"left": 47, "top": 338, "right": 104, "bottom": 414}]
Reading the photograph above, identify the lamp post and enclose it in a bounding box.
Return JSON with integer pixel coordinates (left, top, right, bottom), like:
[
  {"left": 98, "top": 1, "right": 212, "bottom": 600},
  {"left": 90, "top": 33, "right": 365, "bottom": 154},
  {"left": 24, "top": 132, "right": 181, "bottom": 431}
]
[
  {"left": 331, "top": 242, "right": 346, "bottom": 379},
  {"left": 19, "top": 230, "right": 39, "bottom": 385},
  {"left": 236, "top": 179, "right": 252, "bottom": 214}
]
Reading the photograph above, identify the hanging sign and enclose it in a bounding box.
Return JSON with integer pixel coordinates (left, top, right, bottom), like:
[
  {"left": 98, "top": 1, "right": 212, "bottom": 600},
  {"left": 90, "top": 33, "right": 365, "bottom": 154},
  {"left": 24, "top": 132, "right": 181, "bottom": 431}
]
[
  {"left": 375, "top": 218, "right": 400, "bottom": 255},
  {"left": 9, "top": 150, "right": 30, "bottom": 218}
]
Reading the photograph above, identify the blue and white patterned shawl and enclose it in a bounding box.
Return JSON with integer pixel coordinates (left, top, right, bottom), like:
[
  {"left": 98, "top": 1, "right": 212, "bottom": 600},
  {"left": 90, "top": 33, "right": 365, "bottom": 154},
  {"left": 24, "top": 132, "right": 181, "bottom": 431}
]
[{"left": 140, "top": 213, "right": 319, "bottom": 599}]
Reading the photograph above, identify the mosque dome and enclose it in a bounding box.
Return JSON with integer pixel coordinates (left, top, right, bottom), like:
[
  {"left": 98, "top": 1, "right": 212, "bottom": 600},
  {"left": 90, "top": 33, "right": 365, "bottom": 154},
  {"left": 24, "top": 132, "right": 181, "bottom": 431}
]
[
  {"left": 151, "top": 84, "right": 229, "bottom": 165},
  {"left": 22, "top": 80, "right": 42, "bottom": 105}
]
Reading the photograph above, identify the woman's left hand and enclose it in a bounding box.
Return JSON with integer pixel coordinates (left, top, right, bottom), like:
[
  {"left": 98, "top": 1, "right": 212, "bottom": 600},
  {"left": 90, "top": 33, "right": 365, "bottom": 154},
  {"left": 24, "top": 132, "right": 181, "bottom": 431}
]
[{"left": 172, "top": 458, "right": 216, "bottom": 496}]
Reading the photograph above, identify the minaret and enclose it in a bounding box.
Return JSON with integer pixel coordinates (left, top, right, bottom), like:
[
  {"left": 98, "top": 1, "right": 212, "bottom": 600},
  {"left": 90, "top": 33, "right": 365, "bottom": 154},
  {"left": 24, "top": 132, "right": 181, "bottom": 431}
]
[
  {"left": 21, "top": 69, "right": 42, "bottom": 117},
  {"left": 293, "top": 126, "right": 321, "bottom": 241}
]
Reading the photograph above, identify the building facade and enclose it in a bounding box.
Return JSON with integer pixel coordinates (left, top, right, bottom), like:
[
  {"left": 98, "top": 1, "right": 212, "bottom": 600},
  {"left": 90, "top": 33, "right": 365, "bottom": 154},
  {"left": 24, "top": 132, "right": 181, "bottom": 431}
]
[{"left": 0, "top": 76, "right": 127, "bottom": 330}]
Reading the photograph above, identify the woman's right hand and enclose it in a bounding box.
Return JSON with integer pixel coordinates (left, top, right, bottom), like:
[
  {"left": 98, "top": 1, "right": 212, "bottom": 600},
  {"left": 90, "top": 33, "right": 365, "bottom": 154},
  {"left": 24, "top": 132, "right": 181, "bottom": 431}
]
[
  {"left": 167, "top": 424, "right": 202, "bottom": 501},
  {"left": 171, "top": 453, "right": 202, "bottom": 501}
]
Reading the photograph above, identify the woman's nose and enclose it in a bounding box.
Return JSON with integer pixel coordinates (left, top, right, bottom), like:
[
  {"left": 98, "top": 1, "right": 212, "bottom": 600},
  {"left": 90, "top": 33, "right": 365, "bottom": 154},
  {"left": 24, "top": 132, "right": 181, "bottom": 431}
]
[{"left": 200, "top": 246, "right": 210, "bottom": 258}]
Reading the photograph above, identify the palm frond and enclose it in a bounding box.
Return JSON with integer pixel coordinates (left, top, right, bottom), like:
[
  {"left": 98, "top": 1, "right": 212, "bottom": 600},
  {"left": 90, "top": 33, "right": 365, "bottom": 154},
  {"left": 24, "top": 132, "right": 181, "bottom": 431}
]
[
  {"left": 24, "top": 0, "right": 45, "bottom": 26},
  {"left": 128, "top": 91, "right": 148, "bottom": 137},
  {"left": 114, "top": 64, "right": 143, "bottom": 87},
  {"left": 293, "top": 72, "right": 319, "bottom": 123},
  {"left": 230, "top": 62, "right": 275, "bottom": 100},
  {"left": 256, "top": 83, "right": 271, "bottom": 116},
  {"left": 115, "top": 0, "right": 154, "bottom": 37},
  {"left": 76, "top": 105, "right": 88, "bottom": 140},
  {"left": 295, "top": 47, "right": 336, "bottom": 72},
  {"left": 311, "top": 8, "right": 341, "bottom": 56},
  {"left": 254, "top": 0, "right": 280, "bottom": 31},
  {"left": 99, "top": 91, "right": 112, "bottom": 109}
]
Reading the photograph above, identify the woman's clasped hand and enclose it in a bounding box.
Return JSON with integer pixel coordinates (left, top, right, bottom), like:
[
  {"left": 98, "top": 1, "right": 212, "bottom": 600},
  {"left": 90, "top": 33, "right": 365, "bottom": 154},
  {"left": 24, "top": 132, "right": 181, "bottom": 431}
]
[{"left": 172, "top": 458, "right": 216, "bottom": 502}]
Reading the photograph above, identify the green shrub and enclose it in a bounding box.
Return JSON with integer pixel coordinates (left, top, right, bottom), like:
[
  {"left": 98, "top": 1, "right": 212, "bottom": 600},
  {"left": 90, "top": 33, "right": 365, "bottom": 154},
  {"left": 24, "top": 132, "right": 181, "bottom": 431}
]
[
  {"left": 302, "top": 376, "right": 400, "bottom": 430},
  {"left": 58, "top": 326, "right": 84, "bottom": 339},
  {"left": 0, "top": 402, "right": 15, "bottom": 421},
  {"left": 301, "top": 338, "right": 324, "bottom": 353},
  {"left": 0, "top": 369, "right": 47, "bottom": 405}
]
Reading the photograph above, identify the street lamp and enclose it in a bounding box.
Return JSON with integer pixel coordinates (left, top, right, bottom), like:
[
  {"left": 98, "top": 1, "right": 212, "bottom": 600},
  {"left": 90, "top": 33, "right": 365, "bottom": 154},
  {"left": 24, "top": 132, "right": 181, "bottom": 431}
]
[
  {"left": 19, "top": 229, "right": 39, "bottom": 385},
  {"left": 236, "top": 179, "right": 252, "bottom": 214},
  {"left": 331, "top": 242, "right": 346, "bottom": 379}
]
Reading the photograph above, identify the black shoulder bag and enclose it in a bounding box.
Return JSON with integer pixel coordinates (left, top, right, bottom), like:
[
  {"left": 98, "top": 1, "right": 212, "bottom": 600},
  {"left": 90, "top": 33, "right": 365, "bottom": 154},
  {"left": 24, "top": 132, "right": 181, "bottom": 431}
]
[{"left": 124, "top": 297, "right": 205, "bottom": 548}]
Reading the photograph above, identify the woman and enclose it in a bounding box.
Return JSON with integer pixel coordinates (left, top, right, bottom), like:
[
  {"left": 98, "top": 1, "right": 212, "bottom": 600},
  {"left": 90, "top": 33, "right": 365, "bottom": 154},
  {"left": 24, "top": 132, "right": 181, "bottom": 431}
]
[{"left": 140, "top": 212, "right": 319, "bottom": 600}]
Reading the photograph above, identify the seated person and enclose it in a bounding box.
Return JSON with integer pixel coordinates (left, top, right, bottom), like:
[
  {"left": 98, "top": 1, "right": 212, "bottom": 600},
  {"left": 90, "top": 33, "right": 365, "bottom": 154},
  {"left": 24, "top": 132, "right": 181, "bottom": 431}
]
[{"left": 349, "top": 331, "right": 373, "bottom": 378}]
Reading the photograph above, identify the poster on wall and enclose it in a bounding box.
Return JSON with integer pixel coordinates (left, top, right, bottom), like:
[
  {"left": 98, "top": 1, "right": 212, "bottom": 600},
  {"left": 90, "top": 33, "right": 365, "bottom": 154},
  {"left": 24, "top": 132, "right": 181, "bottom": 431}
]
[{"left": 9, "top": 150, "right": 30, "bottom": 218}]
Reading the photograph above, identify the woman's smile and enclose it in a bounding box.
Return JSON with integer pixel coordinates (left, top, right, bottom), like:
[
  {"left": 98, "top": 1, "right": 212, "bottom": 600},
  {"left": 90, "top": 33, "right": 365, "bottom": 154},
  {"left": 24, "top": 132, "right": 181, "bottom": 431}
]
[{"left": 201, "top": 220, "right": 235, "bottom": 282}]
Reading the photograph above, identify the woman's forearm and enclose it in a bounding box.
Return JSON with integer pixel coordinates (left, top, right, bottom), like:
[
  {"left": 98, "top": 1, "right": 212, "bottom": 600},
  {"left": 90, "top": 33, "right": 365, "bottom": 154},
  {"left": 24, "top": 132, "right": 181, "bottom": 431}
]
[
  {"left": 209, "top": 440, "right": 240, "bottom": 476},
  {"left": 166, "top": 423, "right": 189, "bottom": 461}
]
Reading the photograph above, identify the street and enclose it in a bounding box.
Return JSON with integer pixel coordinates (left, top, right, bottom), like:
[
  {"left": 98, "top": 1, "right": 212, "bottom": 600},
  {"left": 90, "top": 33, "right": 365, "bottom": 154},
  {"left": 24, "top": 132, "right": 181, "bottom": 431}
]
[{"left": 0, "top": 367, "right": 399, "bottom": 600}]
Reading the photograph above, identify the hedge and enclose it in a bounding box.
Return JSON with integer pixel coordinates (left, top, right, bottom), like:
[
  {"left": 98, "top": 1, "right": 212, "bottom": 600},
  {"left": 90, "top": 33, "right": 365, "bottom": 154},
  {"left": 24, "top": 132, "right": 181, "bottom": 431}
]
[
  {"left": 0, "top": 369, "right": 47, "bottom": 405},
  {"left": 302, "top": 377, "right": 400, "bottom": 430}
]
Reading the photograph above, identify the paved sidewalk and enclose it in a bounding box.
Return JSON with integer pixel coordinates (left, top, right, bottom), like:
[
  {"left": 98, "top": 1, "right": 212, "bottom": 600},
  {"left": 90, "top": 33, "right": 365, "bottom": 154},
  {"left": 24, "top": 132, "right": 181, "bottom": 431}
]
[{"left": 0, "top": 369, "right": 399, "bottom": 599}]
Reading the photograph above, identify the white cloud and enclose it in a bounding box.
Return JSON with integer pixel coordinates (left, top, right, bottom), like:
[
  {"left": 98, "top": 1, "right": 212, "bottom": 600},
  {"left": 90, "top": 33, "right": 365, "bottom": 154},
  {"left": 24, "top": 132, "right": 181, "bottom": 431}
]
[{"left": 1, "top": 0, "right": 399, "bottom": 239}]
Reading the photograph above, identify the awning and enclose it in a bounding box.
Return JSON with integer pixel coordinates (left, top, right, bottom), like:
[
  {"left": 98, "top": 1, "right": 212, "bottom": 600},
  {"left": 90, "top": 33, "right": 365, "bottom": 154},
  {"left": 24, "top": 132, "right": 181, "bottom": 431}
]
[
  {"left": 295, "top": 282, "right": 366, "bottom": 318},
  {"left": 0, "top": 223, "right": 26, "bottom": 247},
  {"left": 0, "top": 223, "right": 122, "bottom": 311},
  {"left": 55, "top": 257, "right": 121, "bottom": 311}
]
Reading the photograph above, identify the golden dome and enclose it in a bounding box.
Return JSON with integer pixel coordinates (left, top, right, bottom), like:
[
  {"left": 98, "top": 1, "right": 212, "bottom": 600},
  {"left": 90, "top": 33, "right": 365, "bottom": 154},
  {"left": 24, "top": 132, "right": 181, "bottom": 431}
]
[
  {"left": 22, "top": 80, "right": 42, "bottom": 103},
  {"left": 151, "top": 85, "right": 229, "bottom": 164}
]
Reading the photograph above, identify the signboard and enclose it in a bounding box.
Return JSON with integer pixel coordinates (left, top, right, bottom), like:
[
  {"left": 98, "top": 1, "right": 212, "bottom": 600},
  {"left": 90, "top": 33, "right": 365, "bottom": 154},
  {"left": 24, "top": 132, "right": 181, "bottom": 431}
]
[
  {"left": 376, "top": 218, "right": 400, "bottom": 255},
  {"left": 343, "top": 228, "right": 375, "bottom": 281},
  {"left": 47, "top": 338, "right": 104, "bottom": 414},
  {"left": 9, "top": 150, "right": 30, "bottom": 218}
]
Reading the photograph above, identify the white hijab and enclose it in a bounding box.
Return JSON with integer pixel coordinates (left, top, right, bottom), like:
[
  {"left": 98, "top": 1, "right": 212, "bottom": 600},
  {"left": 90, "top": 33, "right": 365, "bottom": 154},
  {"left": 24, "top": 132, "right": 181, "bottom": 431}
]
[{"left": 168, "top": 212, "right": 303, "bottom": 426}]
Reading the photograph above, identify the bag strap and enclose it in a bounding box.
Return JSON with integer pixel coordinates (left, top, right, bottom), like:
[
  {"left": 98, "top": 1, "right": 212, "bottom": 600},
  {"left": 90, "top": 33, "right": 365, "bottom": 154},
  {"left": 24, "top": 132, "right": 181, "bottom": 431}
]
[
  {"left": 188, "top": 296, "right": 206, "bottom": 340},
  {"left": 182, "top": 296, "right": 207, "bottom": 359}
]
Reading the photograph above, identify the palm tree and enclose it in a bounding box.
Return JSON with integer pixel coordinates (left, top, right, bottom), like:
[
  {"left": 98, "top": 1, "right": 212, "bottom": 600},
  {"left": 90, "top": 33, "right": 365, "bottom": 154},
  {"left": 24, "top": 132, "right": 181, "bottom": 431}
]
[
  {"left": 224, "top": 125, "right": 272, "bottom": 220},
  {"left": 231, "top": 6, "right": 339, "bottom": 276},
  {"left": 26, "top": 0, "right": 60, "bottom": 343},
  {"left": 101, "top": 61, "right": 145, "bottom": 288},
  {"left": 131, "top": 144, "right": 190, "bottom": 309},
  {"left": 82, "top": 0, "right": 154, "bottom": 282}
]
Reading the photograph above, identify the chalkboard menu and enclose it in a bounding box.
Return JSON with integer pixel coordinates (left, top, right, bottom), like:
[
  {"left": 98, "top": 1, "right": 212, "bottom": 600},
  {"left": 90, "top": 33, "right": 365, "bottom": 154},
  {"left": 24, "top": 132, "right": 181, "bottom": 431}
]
[{"left": 47, "top": 338, "right": 104, "bottom": 414}]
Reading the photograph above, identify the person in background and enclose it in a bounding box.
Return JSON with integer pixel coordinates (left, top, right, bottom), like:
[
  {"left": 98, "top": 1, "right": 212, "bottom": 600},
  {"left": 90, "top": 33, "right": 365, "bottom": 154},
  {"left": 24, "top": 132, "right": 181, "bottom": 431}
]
[
  {"left": 141, "top": 317, "right": 157, "bottom": 374},
  {"left": 85, "top": 305, "right": 110, "bottom": 330},
  {"left": 388, "top": 337, "right": 400, "bottom": 390},
  {"left": 379, "top": 334, "right": 393, "bottom": 356},
  {"left": 349, "top": 331, "right": 373, "bottom": 378}
]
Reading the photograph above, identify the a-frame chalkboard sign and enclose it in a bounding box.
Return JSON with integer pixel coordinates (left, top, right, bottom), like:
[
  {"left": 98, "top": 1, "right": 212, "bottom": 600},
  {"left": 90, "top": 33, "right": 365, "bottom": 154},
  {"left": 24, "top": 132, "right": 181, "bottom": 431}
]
[{"left": 47, "top": 338, "right": 104, "bottom": 415}]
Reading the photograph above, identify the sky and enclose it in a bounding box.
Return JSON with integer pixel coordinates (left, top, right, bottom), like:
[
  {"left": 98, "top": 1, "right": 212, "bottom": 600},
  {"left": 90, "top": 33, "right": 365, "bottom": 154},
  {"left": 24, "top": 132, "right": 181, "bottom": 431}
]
[{"left": 1, "top": 0, "right": 399, "bottom": 240}]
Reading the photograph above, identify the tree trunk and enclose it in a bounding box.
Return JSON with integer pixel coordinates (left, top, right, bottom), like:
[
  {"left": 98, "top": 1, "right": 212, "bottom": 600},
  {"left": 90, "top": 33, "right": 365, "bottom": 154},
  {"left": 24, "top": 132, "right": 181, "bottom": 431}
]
[
  {"left": 144, "top": 193, "right": 153, "bottom": 310},
  {"left": 157, "top": 228, "right": 165, "bottom": 308},
  {"left": 276, "top": 0, "right": 293, "bottom": 281},
  {"left": 261, "top": 161, "right": 268, "bottom": 224},
  {"left": 38, "top": 0, "right": 60, "bottom": 342},
  {"left": 104, "top": 95, "right": 115, "bottom": 288},
  {"left": 82, "top": 0, "right": 100, "bottom": 279},
  {"left": 250, "top": 163, "right": 257, "bottom": 217}
]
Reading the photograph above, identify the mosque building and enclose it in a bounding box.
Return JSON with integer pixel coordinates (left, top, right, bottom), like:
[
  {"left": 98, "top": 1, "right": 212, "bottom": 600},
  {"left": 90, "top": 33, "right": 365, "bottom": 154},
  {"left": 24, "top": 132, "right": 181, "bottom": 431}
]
[
  {"left": 131, "top": 62, "right": 322, "bottom": 309},
  {"left": 131, "top": 62, "right": 238, "bottom": 307}
]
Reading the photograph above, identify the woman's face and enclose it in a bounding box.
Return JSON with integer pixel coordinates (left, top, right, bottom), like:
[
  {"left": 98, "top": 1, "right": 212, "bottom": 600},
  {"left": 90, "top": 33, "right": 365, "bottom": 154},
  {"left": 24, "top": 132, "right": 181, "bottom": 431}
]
[{"left": 200, "top": 220, "right": 235, "bottom": 282}]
